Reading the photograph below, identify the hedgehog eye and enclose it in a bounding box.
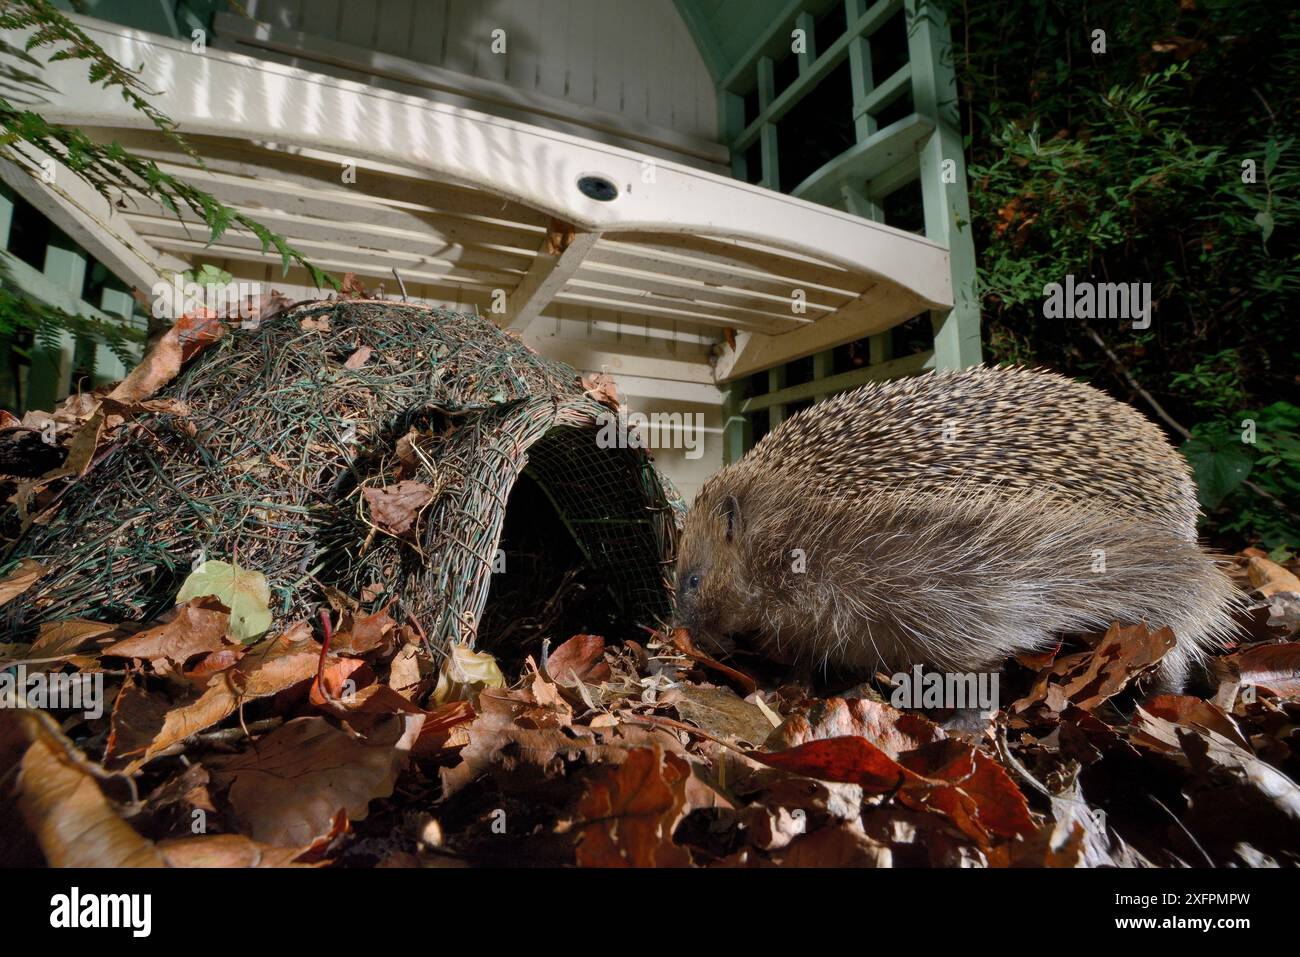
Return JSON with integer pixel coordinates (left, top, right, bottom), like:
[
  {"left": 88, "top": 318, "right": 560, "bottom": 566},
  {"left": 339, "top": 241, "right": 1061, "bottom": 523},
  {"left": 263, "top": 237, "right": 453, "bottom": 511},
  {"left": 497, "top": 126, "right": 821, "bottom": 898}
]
[{"left": 687, "top": 574, "right": 700, "bottom": 591}]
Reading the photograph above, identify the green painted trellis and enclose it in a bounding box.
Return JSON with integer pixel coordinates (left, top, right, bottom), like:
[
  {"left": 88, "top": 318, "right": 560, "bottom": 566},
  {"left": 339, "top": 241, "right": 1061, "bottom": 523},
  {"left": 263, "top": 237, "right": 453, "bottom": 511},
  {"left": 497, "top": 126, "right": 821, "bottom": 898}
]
[
  {"left": 680, "top": 0, "right": 982, "bottom": 463},
  {"left": 0, "top": 184, "right": 145, "bottom": 414}
]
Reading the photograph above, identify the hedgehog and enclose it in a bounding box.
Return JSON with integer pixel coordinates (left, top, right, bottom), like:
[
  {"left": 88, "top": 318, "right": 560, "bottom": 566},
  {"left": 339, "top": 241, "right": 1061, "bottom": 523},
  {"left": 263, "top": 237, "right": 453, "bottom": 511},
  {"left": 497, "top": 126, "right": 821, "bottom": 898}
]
[{"left": 673, "top": 365, "right": 1240, "bottom": 692}]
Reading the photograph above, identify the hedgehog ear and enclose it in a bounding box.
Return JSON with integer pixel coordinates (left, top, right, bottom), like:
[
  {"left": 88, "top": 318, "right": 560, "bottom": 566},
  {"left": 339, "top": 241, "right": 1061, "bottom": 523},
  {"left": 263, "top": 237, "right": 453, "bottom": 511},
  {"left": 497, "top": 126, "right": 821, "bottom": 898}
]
[{"left": 721, "top": 494, "right": 743, "bottom": 543}]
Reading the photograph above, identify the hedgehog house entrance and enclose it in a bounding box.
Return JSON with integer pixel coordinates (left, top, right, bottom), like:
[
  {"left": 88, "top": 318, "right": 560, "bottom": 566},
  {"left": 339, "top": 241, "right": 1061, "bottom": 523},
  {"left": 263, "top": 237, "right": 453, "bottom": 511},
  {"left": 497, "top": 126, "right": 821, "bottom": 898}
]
[{"left": 475, "top": 424, "right": 671, "bottom": 658}]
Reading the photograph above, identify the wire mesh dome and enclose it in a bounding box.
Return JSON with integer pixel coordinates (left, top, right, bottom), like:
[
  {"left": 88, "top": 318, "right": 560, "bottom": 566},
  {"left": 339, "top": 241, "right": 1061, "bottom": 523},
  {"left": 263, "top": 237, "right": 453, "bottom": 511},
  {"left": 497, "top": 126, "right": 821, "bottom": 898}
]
[{"left": 3, "top": 300, "right": 682, "bottom": 652}]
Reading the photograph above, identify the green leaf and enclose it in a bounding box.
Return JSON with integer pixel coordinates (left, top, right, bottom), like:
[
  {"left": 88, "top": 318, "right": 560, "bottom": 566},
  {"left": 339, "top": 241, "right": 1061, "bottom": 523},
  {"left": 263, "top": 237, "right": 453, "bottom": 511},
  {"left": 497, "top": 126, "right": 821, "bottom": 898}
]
[
  {"left": 1181, "top": 435, "right": 1253, "bottom": 511},
  {"left": 1254, "top": 210, "right": 1274, "bottom": 244},
  {"left": 176, "top": 560, "right": 273, "bottom": 643}
]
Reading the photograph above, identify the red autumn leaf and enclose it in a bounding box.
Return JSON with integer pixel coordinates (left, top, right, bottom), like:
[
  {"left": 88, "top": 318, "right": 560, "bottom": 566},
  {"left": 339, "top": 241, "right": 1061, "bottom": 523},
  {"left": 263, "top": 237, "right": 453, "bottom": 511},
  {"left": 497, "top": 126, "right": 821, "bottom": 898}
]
[
  {"left": 747, "top": 736, "right": 920, "bottom": 794},
  {"left": 898, "top": 740, "right": 1037, "bottom": 843},
  {"left": 547, "top": 634, "right": 611, "bottom": 685}
]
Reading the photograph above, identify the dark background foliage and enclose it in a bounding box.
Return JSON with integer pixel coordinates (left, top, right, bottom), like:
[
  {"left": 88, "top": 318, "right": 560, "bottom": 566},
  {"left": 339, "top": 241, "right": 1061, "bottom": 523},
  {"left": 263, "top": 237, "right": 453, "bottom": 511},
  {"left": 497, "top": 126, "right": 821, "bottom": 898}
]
[{"left": 940, "top": 0, "right": 1299, "bottom": 554}]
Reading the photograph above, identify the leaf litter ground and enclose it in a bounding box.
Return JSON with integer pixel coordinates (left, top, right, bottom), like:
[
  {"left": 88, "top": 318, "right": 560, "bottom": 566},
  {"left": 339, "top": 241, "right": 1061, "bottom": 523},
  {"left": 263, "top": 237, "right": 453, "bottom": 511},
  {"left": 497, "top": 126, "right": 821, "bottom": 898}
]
[{"left": 2, "top": 549, "right": 1299, "bottom": 868}]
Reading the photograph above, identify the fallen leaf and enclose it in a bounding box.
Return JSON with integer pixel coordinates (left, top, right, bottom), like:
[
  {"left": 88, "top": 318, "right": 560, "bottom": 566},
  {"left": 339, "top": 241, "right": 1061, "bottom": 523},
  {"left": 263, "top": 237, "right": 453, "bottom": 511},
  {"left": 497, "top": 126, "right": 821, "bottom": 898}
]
[
  {"left": 343, "top": 345, "right": 373, "bottom": 369},
  {"left": 580, "top": 372, "right": 620, "bottom": 412},
  {"left": 340, "top": 273, "right": 368, "bottom": 298},
  {"left": 1014, "top": 623, "right": 1174, "bottom": 713},
  {"left": 747, "top": 736, "right": 921, "bottom": 794},
  {"left": 0, "top": 559, "right": 47, "bottom": 606},
  {"left": 101, "top": 598, "right": 233, "bottom": 673},
  {"left": 574, "top": 745, "right": 694, "bottom": 866},
  {"left": 1143, "top": 693, "right": 1251, "bottom": 750},
  {"left": 331, "top": 602, "right": 397, "bottom": 655},
  {"left": 107, "top": 309, "right": 223, "bottom": 406},
  {"left": 362, "top": 481, "right": 435, "bottom": 537},
  {"left": 672, "top": 686, "right": 773, "bottom": 747},
  {"left": 176, "top": 560, "right": 272, "bottom": 643},
  {"left": 1247, "top": 557, "right": 1300, "bottom": 597},
  {"left": 210, "top": 714, "right": 423, "bottom": 847},
  {"left": 28, "top": 619, "right": 119, "bottom": 661},
  {"left": 432, "top": 643, "right": 505, "bottom": 705},
  {"left": 7, "top": 711, "right": 165, "bottom": 866},
  {"left": 772, "top": 696, "right": 944, "bottom": 755},
  {"left": 105, "top": 624, "right": 322, "bottom": 770},
  {"left": 1214, "top": 642, "right": 1300, "bottom": 701},
  {"left": 546, "top": 633, "right": 610, "bottom": 685}
]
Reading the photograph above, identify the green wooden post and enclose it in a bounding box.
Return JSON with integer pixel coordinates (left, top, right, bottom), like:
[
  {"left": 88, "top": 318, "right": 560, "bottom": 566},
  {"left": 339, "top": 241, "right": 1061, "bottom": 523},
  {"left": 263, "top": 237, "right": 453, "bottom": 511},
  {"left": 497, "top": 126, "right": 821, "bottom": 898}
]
[
  {"left": 812, "top": 349, "right": 833, "bottom": 401},
  {"left": 28, "top": 237, "right": 86, "bottom": 410},
  {"left": 0, "top": 188, "right": 13, "bottom": 249},
  {"left": 846, "top": 0, "right": 878, "bottom": 141},
  {"left": 756, "top": 57, "right": 780, "bottom": 190},
  {"left": 844, "top": 1, "right": 886, "bottom": 221},
  {"left": 720, "top": 90, "right": 748, "bottom": 179},
  {"left": 906, "top": 0, "right": 981, "bottom": 370},
  {"left": 767, "top": 365, "right": 787, "bottom": 427},
  {"left": 722, "top": 382, "right": 752, "bottom": 465},
  {"left": 97, "top": 286, "right": 137, "bottom": 384}
]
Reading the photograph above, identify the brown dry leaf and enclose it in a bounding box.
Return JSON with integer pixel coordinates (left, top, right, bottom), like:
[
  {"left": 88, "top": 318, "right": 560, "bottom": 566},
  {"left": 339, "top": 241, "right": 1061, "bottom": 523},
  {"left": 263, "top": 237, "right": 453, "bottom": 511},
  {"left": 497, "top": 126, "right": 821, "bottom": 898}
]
[
  {"left": 896, "top": 739, "right": 1037, "bottom": 846},
  {"left": 343, "top": 345, "right": 373, "bottom": 370},
  {"left": 389, "top": 633, "right": 424, "bottom": 698},
  {"left": 748, "top": 733, "right": 1034, "bottom": 849},
  {"left": 411, "top": 700, "right": 477, "bottom": 758},
  {"left": 1014, "top": 622, "right": 1174, "bottom": 713},
  {"left": 5, "top": 709, "right": 334, "bottom": 867},
  {"left": 300, "top": 315, "right": 332, "bottom": 332},
  {"left": 1214, "top": 642, "right": 1300, "bottom": 702},
  {"left": 108, "top": 309, "right": 224, "bottom": 406},
  {"left": 28, "top": 619, "right": 119, "bottom": 661},
  {"left": 340, "top": 272, "right": 368, "bottom": 298},
  {"left": 773, "top": 696, "right": 944, "bottom": 755},
  {"left": 1143, "top": 693, "right": 1251, "bottom": 750},
  {"left": 105, "top": 624, "right": 322, "bottom": 771},
  {"left": 546, "top": 633, "right": 611, "bottom": 685},
  {"left": 574, "top": 745, "right": 694, "bottom": 867},
  {"left": 764, "top": 822, "right": 891, "bottom": 867},
  {"left": 101, "top": 597, "right": 234, "bottom": 673},
  {"left": 7, "top": 711, "right": 166, "bottom": 867},
  {"left": 308, "top": 657, "right": 425, "bottom": 716},
  {"left": 580, "top": 372, "right": 620, "bottom": 412},
  {"left": 331, "top": 602, "right": 397, "bottom": 655},
  {"left": 55, "top": 408, "right": 104, "bottom": 478},
  {"left": 362, "top": 481, "right": 435, "bottom": 536},
  {"left": 1248, "top": 557, "right": 1300, "bottom": 597},
  {"left": 157, "top": 834, "right": 322, "bottom": 868},
  {"left": 439, "top": 689, "right": 576, "bottom": 797},
  {"left": 748, "top": 735, "right": 924, "bottom": 795},
  {"left": 241, "top": 290, "right": 295, "bottom": 328},
  {"left": 0, "top": 559, "right": 47, "bottom": 606},
  {"left": 210, "top": 714, "right": 423, "bottom": 847},
  {"left": 671, "top": 686, "right": 773, "bottom": 748}
]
